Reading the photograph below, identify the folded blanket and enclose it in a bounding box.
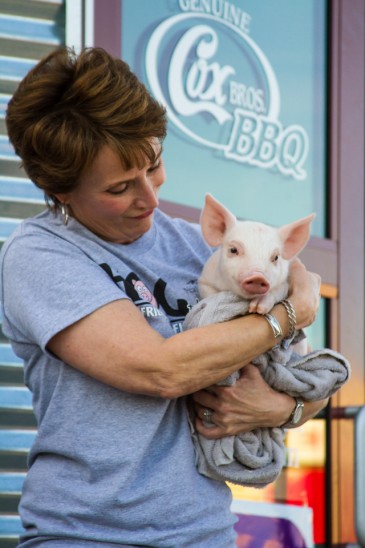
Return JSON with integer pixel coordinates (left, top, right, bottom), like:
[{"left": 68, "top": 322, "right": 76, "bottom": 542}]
[{"left": 183, "top": 291, "right": 350, "bottom": 487}]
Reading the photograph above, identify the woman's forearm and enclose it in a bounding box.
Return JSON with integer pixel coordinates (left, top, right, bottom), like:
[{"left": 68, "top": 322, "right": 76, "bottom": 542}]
[
  {"left": 49, "top": 299, "right": 291, "bottom": 399},
  {"left": 158, "top": 305, "right": 291, "bottom": 398},
  {"left": 192, "top": 364, "right": 328, "bottom": 438},
  {"left": 48, "top": 261, "right": 321, "bottom": 399}
]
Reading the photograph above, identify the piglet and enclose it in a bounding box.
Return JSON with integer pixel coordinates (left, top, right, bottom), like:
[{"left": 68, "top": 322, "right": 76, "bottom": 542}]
[
  {"left": 184, "top": 195, "right": 350, "bottom": 488},
  {"left": 199, "top": 194, "right": 315, "bottom": 315}
]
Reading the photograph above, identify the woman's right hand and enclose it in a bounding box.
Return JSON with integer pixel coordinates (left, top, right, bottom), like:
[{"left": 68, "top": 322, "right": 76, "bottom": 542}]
[{"left": 286, "top": 258, "right": 321, "bottom": 330}]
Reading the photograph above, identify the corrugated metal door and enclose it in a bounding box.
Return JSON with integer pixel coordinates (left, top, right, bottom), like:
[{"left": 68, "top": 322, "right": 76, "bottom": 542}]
[{"left": 0, "top": 2, "right": 65, "bottom": 546}]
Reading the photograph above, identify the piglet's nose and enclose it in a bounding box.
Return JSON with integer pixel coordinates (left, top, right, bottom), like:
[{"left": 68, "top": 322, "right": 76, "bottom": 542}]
[{"left": 241, "top": 275, "right": 270, "bottom": 295}]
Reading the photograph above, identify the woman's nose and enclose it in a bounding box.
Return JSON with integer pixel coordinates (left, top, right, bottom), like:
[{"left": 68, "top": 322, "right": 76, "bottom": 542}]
[{"left": 134, "top": 178, "right": 159, "bottom": 209}]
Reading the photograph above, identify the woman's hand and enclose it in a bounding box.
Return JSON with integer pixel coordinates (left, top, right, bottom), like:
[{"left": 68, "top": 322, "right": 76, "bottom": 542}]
[
  {"left": 192, "top": 364, "right": 293, "bottom": 438},
  {"left": 286, "top": 258, "right": 321, "bottom": 330},
  {"left": 192, "top": 363, "right": 328, "bottom": 439}
]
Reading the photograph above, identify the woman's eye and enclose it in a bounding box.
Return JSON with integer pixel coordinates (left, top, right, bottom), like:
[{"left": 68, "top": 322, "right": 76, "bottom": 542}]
[
  {"left": 148, "top": 161, "right": 161, "bottom": 173},
  {"left": 107, "top": 183, "right": 129, "bottom": 195}
]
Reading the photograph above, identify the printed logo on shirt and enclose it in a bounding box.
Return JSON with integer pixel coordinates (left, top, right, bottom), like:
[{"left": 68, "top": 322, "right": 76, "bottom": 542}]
[
  {"left": 99, "top": 263, "right": 195, "bottom": 332},
  {"left": 131, "top": 279, "right": 158, "bottom": 308}
]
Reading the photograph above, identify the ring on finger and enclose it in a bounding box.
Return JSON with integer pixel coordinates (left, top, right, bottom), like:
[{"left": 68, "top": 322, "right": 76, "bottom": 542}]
[{"left": 203, "top": 408, "right": 214, "bottom": 424}]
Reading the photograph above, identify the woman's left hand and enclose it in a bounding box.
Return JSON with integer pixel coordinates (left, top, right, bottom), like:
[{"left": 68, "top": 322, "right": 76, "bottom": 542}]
[{"left": 192, "top": 363, "right": 328, "bottom": 439}]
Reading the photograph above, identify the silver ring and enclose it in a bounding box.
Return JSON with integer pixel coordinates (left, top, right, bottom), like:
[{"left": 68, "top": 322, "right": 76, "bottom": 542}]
[{"left": 203, "top": 408, "right": 213, "bottom": 424}]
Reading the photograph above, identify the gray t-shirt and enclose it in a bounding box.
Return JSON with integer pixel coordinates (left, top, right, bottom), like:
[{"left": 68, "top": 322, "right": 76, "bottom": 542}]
[{"left": 0, "top": 208, "right": 237, "bottom": 547}]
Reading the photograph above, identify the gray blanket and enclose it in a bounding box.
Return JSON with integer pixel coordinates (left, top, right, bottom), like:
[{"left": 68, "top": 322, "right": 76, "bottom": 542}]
[{"left": 183, "top": 291, "right": 350, "bottom": 487}]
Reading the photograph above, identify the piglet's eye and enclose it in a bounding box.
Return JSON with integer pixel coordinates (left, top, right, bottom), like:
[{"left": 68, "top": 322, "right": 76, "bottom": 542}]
[
  {"left": 229, "top": 246, "right": 239, "bottom": 255},
  {"left": 272, "top": 254, "right": 279, "bottom": 263}
]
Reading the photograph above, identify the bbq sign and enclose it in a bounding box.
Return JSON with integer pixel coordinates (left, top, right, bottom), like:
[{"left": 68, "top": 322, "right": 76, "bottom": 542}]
[{"left": 145, "top": 0, "right": 308, "bottom": 180}]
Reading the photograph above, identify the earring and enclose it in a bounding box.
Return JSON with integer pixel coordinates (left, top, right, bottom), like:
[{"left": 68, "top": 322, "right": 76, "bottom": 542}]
[{"left": 60, "top": 203, "right": 69, "bottom": 226}]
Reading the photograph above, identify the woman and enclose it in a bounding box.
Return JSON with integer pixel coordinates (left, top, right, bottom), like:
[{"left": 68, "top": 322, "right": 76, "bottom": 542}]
[{"left": 1, "top": 47, "right": 323, "bottom": 547}]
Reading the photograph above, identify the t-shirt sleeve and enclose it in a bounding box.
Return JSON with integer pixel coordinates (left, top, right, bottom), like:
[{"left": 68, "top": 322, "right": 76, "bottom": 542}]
[{"left": 1, "top": 232, "right": 128, "bottom": 350}]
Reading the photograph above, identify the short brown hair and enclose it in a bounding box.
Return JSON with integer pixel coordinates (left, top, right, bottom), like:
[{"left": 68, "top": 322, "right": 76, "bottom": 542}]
[{"left": 6, "top": 47, "right": 167, "bottom": 206}]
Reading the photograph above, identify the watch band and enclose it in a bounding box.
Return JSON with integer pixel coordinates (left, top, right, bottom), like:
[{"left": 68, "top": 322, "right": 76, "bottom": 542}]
[{"left": 281, "top": 397, "right": 304, "bottom": 428}]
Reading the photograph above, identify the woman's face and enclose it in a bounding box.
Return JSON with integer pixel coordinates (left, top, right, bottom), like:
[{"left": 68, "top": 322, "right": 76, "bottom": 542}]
[{"left": 60, "top": 144, "right": 166, "bottom": 244}]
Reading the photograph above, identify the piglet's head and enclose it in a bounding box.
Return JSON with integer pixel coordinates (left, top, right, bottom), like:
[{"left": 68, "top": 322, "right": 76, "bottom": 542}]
[{"left": 200, "top": 193, "right": 315, "bottom": 301}]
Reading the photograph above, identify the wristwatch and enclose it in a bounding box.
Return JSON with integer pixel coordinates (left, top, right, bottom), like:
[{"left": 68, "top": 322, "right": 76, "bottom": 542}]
[{"left": 281, "top": 398, "right": 304, "bottom": 428}]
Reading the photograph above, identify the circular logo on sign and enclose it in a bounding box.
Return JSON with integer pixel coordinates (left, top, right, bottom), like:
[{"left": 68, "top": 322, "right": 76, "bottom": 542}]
[{"left": 146, "top": 6, "right": 308, "bottom": 180}]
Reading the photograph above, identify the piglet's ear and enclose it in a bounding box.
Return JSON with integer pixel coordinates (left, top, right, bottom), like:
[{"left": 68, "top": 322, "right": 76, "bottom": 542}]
[
  {"left": 200, "top": 194, "right": 237, "bottom": 247},
  {"left": 279, "top": 213, "right": 316, "bottom": 260}
]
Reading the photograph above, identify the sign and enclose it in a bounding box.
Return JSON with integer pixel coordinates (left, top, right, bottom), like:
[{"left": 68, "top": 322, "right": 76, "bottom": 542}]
[
  {"left": 231, "top": 499, "right": 314, "bottom": 547},
  {"left": 121, "top": 0, "right": 327, "bottom": 236}
]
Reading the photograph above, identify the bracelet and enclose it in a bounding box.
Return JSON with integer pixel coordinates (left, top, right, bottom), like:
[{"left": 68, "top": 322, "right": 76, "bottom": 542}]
[
  {"left": 263, "top": 313, "right": 283, "bottom": 339},
  {"left": 279, "top": 299, "right": 296, "bottom": 340}
]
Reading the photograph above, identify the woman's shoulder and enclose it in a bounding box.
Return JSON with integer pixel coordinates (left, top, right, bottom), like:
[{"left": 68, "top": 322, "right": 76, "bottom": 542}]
[
  {"left": 0, "top": 209, "right": 93, "bottom": 270},
  {"left": 155, "top": 208, "right": 202, "bottom": 239},
  {"left": 1, "top": 210, "right": 51, "bottom": 252}
]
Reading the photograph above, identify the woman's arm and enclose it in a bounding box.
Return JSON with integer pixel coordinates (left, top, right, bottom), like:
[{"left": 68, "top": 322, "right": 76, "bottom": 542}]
[
  {"left": 192, "top": 363, "right": 328, "bottom": 438},
  {"left": 48, "top": 259, "right": 321, "bottom": 399}
]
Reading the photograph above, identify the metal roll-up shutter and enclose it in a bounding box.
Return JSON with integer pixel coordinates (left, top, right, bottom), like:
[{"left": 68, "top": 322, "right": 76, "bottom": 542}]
[{"left": 0, "top": 2, "right": 65, "bottom": 546}]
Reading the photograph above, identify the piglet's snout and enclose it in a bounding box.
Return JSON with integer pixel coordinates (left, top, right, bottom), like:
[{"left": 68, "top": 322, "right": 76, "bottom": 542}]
[{"left": 240, "top": 273, "right": 270, "bottom": 295}]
